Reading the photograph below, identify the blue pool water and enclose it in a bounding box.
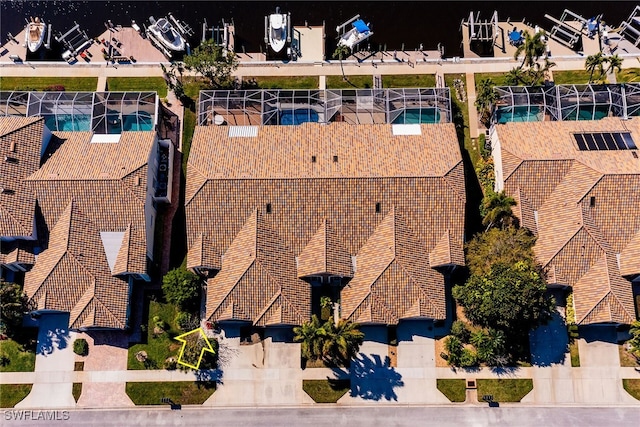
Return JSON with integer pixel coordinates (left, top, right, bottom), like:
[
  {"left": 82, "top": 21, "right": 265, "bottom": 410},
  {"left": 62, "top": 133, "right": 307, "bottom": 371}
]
[
  {"left": 392, "top": 108, "right": 440, "bottom": 124},
  {"left": 123, "top": 113, "right": 154, "bottom": 131},
  {"left": 44, "top": 114, "right": 92, "bottom": 131},
  {"left": 496, "top": 106, "right": 543, "bottom": 124},
  {"left": 564, "top": 106, "right": 610, "bottom": 121},
  {"left": 279, "top": 109, "right": 319, "bottom": 125}
]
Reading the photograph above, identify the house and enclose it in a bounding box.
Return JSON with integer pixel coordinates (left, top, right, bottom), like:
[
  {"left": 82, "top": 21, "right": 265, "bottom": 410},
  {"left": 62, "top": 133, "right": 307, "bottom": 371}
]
[
  {"left": 186, "top": 122, "right": 466, "bottom": 330},
  {"left": 491, "top": 117, "right": 640, "bottom": 325},
  {"left": 0, "top": 91, "right": 174, "bottom": 330},
  {"left": 0, "top": 117, "right": 51, "bottom": 275}
]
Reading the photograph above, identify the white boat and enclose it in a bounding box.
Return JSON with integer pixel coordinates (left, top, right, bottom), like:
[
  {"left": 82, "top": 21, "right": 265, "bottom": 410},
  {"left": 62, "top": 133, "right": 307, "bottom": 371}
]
[
  {"left": 25, "top": 17, "right": 46, "bottom": 53},
  {"left": 267, "top": 7, "right": 289, "bottom": 53},
  {"left": 147, "top": 16, "right": 185, "bottom": 52},
  {"left": 337, "top": 18, "right": 373, "bottom": 50}
]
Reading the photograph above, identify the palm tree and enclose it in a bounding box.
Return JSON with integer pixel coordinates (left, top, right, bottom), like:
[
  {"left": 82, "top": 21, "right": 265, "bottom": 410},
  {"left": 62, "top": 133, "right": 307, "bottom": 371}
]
[
  {"left": 504, "top": 67, "right": 526, "bottom": 86},
  {"left": 605, "top": 54, "right": 624, "bottom": 77},
  {"left": 482, "top": 190, "right": 517, "bottom": 230},
  {"left": 531, "top": 58, "right": 556, "bottom": 85},
  {"left": 332, "top": 44, "right": 352, "bottom": 81},
  {"left": 475, "top": 78, "right": 498, "bottom": 126},
  {"left": 585, "top": 52, "right": 606, "bottom": 83},
  {"left": 514, "top": 31, "right": 546, "bottom": 69},
  {"left": 322, "top": 318, "right": 364, "bottom": 364},
  {"left": 293, "top": 315, "right": 327, "bottom": 361}
]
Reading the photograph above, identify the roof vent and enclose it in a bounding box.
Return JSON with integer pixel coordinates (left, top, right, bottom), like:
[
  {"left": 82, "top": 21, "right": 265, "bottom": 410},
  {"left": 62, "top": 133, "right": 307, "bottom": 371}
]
[
  {"left": 633, "top": 152, "right": 638, "bottom": 159},
  {"left": 333, "top": 155, "right": 338, "bottom": 162},
  {"left": 590, "top": 196, "right": 596, "bottom": 207},
  {"left": 1, "top": 188, "right": 15, "bottom": 195},
  {"left": 4, "top": 156, "right": 18, "bottom": 164},
  {"left": 9, "top": 141, "right": 16, "bottom": 152},
  {"left": 311, "top": 155, "right": 317, "bottom": 163},
  {"left": 375, "top": 202, "right": 381, "bottom": 213},
  {"left": 266, "top": 203, "right": 272, "bottom": 214},
  {"left": 228, "top": 126, "right": 258, "bottom": 138}
]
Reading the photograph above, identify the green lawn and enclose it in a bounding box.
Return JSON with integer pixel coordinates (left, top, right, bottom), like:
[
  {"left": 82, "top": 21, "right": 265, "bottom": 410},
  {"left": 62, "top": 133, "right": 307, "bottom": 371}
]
[
  {"left": 0, "top": 384, "right": 32, "bottom": 408},
  {"left": 436, "top": 379, "right": 466, "bottom": 402},
  {"left": 617, "top": 68, "right": 640, "bottom": 83},
  {"left": 125, "top": 381, "right": 215, "bottom": 405},
  {"left": 623, "top": 379, "right": 640, "bottom": 401},
  {"left": 0, "top": 339, "right": 36, "bottom": 372},
  {"left": 474, "top": 72, "right": 510, "bottom": 88},
  {"left": 570, "top": 341, "right": 581, "bottom": 367},
  {"left": 73, "top": 383, "right": 82, "bottom": 403},
  {"left": 326, "top": 75, "right": 373, "bottom": 89},
  {"left": 476, "top": 379, "right": 533, "bottom": 402},
  {"left": 128, "top": 299, "right": 181, "bottom": 370},
  {"left": 445, "top": 74, "right": 477, "bottom": 166},
  {"left": 552, "top": 70, "right": 593, "bottom": 85},
  {"left": 245, "top": 76, "right": 319, "bottom": 89},
  {"left": 106, "top": 77, "right": 168, "bottom": 97},
  {"left": 302, "top": 380, "right": 350, "bottom": 403},
  {"left": 383, "top": 74, "right": 436, "bottom": 88},
  {"left": 0, "top": 77, "right": 98, "bottom": 91}
]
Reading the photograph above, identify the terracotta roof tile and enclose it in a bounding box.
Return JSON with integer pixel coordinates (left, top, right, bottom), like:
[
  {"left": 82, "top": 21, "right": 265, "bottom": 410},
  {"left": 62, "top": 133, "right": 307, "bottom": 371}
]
[
  {"left": 495, "top": 118, "right": 640, "bottom": 325},
  {"left": 297, "top": 219, "right": 353, "bottom": 278}
]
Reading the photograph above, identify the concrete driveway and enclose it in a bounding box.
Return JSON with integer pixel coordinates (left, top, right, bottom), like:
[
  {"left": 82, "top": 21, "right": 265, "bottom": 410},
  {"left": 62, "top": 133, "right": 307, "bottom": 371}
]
[{"left": 16, "top": 313, "right": 77, "bottom": 408}]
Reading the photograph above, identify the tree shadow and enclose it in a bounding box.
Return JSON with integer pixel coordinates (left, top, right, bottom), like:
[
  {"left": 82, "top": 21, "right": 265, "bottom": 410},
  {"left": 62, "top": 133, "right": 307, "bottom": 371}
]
[
  {"left": 489, "top": 366, "right": 521, "bottom": 376},
  {"left": 37, "top": 327, "right": 70, "bottom": 356},
  {"left": 529, "top": 310, "right": 569, "bottom": 367},
  {"left": 334, "top": 353, "right": 404, "bottom": 401}
]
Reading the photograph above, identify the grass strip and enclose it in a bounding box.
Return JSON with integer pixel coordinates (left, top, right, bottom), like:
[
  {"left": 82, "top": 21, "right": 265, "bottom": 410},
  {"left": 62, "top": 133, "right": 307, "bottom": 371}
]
[
  {"left": 0, "top": 384, "right": 32, "bottom": 408},
  {"left": 437, "top": 379, "right": 466, "bottom": 402},
  {"left": 302, "top": 379, "right": 350, "bottom": 403},
  {"left": 125, "top": 381, "right": 215, "bottom": 405},
  {"left": 476, "top": 379, "right": 533, "bottom": 402}
]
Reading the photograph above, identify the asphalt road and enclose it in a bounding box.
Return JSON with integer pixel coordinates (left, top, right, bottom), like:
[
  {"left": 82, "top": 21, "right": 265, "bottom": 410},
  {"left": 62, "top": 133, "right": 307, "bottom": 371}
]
[{"left": 2, "top": 406, "right": 640, "bottom": 427}]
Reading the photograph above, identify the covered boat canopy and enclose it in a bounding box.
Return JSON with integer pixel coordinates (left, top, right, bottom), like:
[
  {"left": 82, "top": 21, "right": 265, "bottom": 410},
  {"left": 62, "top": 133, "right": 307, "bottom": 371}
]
[{"left": 353, "top": 19, "right": 370, "bottom": 33}]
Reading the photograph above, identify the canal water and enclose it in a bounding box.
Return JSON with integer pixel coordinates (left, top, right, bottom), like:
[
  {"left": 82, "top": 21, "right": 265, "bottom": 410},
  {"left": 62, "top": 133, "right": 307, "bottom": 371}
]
[{"left": 1, "top": 1, "right": 633, "bottom": 61}]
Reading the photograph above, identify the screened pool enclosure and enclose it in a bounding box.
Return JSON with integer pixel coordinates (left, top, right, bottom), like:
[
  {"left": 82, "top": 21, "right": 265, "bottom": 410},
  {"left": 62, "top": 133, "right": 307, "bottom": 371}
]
[
  {"left": 197, "top": 88, "right": 451, "bottom": 126},
  {"left": 493, "top": 83, "right": 640, "bottom": 124},
  {"left": 0, "top": 91, "right": 158, "bottom": 133}
]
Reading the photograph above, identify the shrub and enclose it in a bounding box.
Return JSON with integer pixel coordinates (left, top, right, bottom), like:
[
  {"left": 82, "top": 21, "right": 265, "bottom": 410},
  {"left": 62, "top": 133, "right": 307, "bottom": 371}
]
[
  {"left": 164, "top": 357, "right": 177, "bottom": 370},
  {"left": 459, "top": 348, "right": 478, "bottom": 367},
  {"left": 73, "top": 339, "right": 89, "bottom": 356},
  {"left": 162, "top": 268, "right": 201, "bottom": 311},
  {"left": 175, "top": 312, "right": 198, "bottom": 331},
  {"left": 0, "top": 353, "right": 9, "bottom": 366},
  {"left": 566, "top": 292, "right": 576, "bottom": 325},
  {"left": 450, "top": 320, "right": 471, "bottom": 343}
]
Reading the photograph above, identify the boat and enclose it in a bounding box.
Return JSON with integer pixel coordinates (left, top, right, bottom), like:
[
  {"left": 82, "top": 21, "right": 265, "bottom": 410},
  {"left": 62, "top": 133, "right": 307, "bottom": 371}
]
[
  {"left": 25, "top": 17, "right": 46, "bottom": 52},
  {"left": 337, "top": 17, "right": 373, "bottom": 50},
  {"left": 267, "top": 7, "right": 290, "bottom": 53},
  {"left": 147, "top": 16, "right": 185, "bottom": 52}
]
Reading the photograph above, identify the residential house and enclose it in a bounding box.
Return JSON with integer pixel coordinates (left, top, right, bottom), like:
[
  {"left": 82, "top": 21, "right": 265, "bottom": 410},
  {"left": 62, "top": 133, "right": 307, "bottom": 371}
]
[
  {"left": 186, "top": 122, "right": 466, "bottom": 330},
  {"left": 491, "top": 117, "right": 640, "bottom": 325}
]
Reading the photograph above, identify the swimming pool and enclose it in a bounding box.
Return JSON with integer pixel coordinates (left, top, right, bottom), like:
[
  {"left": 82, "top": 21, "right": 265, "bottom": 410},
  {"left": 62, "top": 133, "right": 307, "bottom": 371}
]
[
  {"left": 44, "top": 114, "right": 92, "bottom": 131},
  {"left": 279, "top": 109, "right": 319, "bottom": 125},
  {"left": 392, "top": 108, "right": 440, "bottom": 124},
  {"left": 564, "top": 106, "right": 610, "bottom": 121},
  {"left": 496, "top": 106, "right": 543, "bottom": 123}
]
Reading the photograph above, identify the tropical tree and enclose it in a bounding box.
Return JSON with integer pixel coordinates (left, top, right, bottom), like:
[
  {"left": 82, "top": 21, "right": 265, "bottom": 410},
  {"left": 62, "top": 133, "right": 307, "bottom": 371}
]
[
  {"left": 605, "top": 54, "right": 624, "bottom": 77},
  {"left": 628, "top": 320, "right": 640, "bottom": 359},
  {"left": 322, "top": 318, "right": 364, "bottom": 364},
  {"left": 443, "top": 335, "right": 464, "bottom": 366},
  {"left": 481, "top": 190, "right": 517, "bottom": 230},
  {"left": 585, "top": 52, "right": 606, "bottom": 83},
  {"left": 161, "top": 61, "right": 186, "bottom": 101},
  {"left": 293, "top": 315, "right": 328, "bottom": 361},
  {"left": 504, "top": 67, "right": 527, "bottom": 86},
  {"left": 162, "top": 268, "right": 201, "bottom": 312},
  {"left": 514, "top": 31, "right": 546, "bottom": 69},
  {"left": 332, "top": 44, "right": 352, "bottom": 81},
  {"left": 475, "top": 78, "right": 499, "bottom": 126},
  {"left": 452, "top": 261, "right": 554, "bottom": 336},
  {"left": 0, "top": 281, "right": 32, "bottom": 339},
  {"left": 465, "top": 226, "right": 537, "bottom": 276},
  {"left": 184, "top": 39, "right": 239, "bottom": 89}
]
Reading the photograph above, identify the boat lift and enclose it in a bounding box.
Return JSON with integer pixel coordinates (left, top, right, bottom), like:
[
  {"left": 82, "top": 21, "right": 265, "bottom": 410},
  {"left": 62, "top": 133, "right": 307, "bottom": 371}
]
[
  {"left": 544, "top": 9, "right": 602, "bottom": 50},
  {"left": 55, "top": 22, "right": 92, "bottom": 60},
  {"left": 336, "top": 15, "right": 361, "bottom": 36},
  {"left": 144, "top": 19, "right": 173, "bottom": 59},
  {"left": 620, "top": 5, "right": 640, "bottom": 46},
  {"left": 202, "top": 18, "right": 234, "bottom": 52},
  {"left": 463, "top": 11, "right": 499, "bottom": 43},
  {"left": 168, "top": 13, "right": 192, "bottom": 54}
]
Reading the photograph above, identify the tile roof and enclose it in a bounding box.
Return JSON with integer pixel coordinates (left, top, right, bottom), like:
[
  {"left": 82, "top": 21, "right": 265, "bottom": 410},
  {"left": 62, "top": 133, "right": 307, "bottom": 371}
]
[
  {"left": 188, "top": 123, "right": 465, "bottom": 326},
  {"left": 0, "top": 117, "right": 44, "bottom": 239},
  {"left": 24, "top": 201, "right": 130, "bottom": 329},
  {"left": 495, "top": 118, "right": 640, "bottom": 325},
  {"left": 25, "top": 131, "right": 154, "bottom": 276}
]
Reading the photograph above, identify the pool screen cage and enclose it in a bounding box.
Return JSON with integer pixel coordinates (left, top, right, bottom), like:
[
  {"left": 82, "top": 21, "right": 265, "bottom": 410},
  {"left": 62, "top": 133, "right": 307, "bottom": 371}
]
[
  {"left": 0, "top": 91, "right": 158, "bottom": 133},
  {"left": 198, "top": 88, "right": 451, "bottom": 126},
  {"left": 492, "top": 83, "right": 640, "bottom": 123}
]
